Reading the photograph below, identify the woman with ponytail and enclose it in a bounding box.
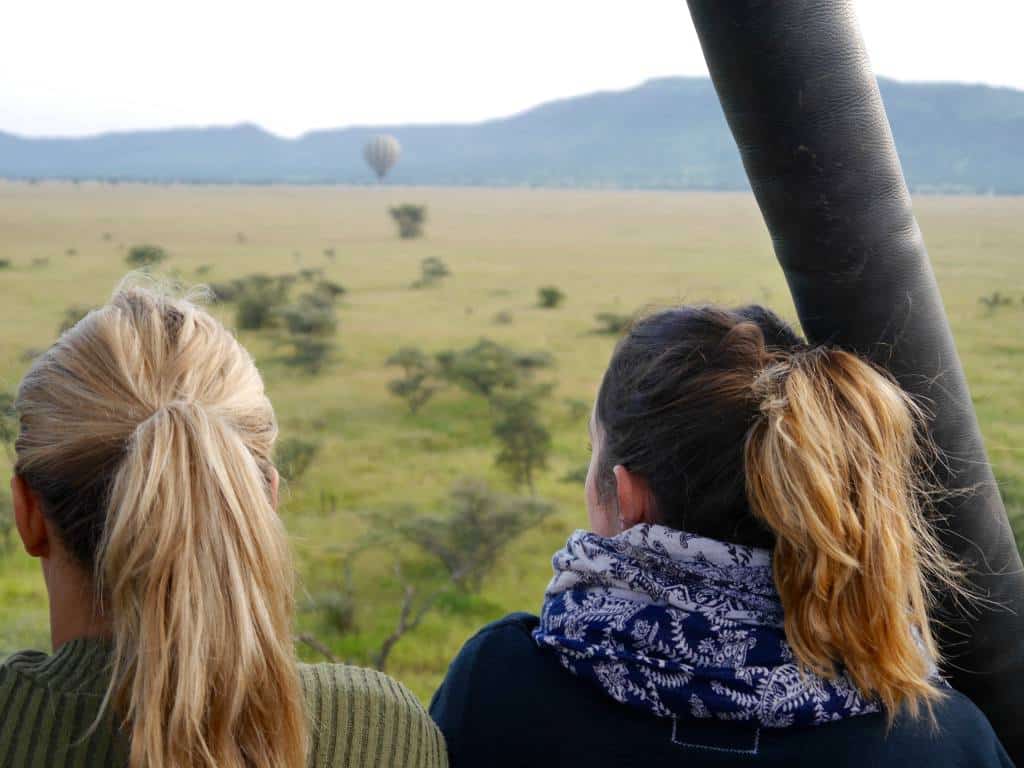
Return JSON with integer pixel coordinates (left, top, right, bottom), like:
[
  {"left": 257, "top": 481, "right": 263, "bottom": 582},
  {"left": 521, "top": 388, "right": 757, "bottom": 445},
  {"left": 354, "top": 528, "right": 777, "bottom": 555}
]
[
  {"left": 2, "top": 284, "right": 446, "bottom": 768},
  {"left": 431, "top": 305, "right": 1012, "bottom": 766}
]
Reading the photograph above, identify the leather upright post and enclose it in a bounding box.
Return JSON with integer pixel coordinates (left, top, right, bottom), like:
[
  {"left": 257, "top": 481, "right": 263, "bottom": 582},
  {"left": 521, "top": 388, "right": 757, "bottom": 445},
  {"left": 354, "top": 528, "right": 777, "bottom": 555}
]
[{"left": 685, "top": 1, "right": 1024, "bottom": 760}]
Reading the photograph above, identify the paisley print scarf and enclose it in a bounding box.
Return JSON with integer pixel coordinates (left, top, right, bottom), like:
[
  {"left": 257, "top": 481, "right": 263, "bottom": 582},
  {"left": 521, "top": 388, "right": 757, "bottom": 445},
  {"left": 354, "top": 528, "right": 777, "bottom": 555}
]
[{"left": 534, "top": 524, "right": 885, "bottom": 727}]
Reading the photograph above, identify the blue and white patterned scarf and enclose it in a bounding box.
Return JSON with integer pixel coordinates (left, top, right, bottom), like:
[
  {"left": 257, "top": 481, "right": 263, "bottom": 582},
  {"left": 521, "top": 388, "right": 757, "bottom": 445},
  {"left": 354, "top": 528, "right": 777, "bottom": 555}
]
[{"left": 534, "top": 524, "right": 884, "bottom": 728}]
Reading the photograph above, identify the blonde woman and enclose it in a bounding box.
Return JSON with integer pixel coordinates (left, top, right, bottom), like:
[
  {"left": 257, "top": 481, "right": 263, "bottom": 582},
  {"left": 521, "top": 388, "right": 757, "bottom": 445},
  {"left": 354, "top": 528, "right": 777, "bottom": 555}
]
[{"left": 1, "top": 285, "right": 447, "bottom": 768}]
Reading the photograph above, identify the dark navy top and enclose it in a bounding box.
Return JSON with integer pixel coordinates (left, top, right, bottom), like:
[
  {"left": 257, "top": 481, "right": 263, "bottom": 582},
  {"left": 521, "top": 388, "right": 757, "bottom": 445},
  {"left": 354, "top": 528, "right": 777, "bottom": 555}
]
[{"left": 430, "top": 613, "right": 1014, "bottom": 767}]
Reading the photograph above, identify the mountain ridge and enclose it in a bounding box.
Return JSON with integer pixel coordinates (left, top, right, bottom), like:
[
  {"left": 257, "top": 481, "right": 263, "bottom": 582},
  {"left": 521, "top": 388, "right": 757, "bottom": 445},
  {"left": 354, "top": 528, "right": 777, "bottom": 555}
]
[{"left": 2, "top": 77, "right": 1021, "bottom": 193}]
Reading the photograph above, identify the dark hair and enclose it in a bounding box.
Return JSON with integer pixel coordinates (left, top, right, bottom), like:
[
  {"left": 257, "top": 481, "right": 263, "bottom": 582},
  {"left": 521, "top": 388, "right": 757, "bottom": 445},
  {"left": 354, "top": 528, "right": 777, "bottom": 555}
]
[
  {"left": 595, "top": 302, "right": 960, "bottom": 718},
  {"left": 595, "top": 304, "right": 802, "bottom": 547}
]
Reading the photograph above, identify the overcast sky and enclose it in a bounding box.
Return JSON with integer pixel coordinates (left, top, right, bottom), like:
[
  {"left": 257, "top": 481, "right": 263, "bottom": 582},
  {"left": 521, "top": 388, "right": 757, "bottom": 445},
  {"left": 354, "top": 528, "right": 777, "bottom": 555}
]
[{"left": 2, "top": 0, "right": 1021, "bottom": 138}]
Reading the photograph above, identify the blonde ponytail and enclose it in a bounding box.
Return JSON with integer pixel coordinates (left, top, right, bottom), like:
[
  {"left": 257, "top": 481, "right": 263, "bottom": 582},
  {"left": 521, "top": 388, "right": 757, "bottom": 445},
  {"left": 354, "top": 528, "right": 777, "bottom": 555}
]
[
  {"left": 15, "top": 285, "right": 307, "bottom": 768},
  {"left": 745, "top": 347, "right": 955, "bottom": 721}
]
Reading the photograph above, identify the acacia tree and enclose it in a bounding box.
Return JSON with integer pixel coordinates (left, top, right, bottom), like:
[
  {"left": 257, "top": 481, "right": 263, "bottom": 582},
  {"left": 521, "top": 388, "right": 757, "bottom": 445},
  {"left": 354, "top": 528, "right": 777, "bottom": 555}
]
[
  {"left": 389, "top": 204, "right": 427, "bottom": 239},
  {"left": 491, "top": 385, "right": 553, "bottom": 493},
  {"left": 387, "top": 347, "right": 440, "bottom": 414},
  {"left": 412, "top": 257, "right": 450, "bottom": 288},
  {"left": 125, "top": 244, "right": 168, "bottom": 268},
  {"left": 310, "top": 479, "right": 553, "bottom": 671},
  {"left": 537, "top": 286, "right": 565, "bottom": 309},
  {"left": 435, "top": 339, "right": 552, "bottom": 401}
]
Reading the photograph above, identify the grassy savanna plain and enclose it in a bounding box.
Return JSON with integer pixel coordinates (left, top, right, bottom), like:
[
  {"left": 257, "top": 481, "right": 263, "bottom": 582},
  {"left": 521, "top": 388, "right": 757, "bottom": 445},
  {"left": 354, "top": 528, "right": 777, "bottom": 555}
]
[{"left": 0, "top": 182, "right": 1022, "bottom": 702}]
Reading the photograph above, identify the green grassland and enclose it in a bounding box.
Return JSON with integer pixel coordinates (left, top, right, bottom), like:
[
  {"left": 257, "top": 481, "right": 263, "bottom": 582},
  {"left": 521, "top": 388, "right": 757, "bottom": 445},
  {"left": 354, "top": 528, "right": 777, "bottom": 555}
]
[{"left": 0, "top": 182, "right": 1022, "bottom": 702}]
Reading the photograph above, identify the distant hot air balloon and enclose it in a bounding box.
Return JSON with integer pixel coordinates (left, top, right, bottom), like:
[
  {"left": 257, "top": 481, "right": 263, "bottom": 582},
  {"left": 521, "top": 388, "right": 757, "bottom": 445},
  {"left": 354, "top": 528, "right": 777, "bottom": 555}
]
[{"left": 364, "top": 134, "right": 401, "bottom": 181}]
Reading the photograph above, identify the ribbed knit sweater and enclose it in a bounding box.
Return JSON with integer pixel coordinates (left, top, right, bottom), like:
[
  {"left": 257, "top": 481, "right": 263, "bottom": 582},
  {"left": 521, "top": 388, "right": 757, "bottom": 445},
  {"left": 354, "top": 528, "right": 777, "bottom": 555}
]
[{"left": 0, "top": 637, "right": 447, "bottom": 767}]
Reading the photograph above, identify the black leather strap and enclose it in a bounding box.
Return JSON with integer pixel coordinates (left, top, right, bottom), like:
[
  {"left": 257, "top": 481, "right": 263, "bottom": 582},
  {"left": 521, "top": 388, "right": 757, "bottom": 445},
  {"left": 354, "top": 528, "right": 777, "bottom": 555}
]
[{"left": 685, "top": 1, "right": 1023, "bottom": 760}]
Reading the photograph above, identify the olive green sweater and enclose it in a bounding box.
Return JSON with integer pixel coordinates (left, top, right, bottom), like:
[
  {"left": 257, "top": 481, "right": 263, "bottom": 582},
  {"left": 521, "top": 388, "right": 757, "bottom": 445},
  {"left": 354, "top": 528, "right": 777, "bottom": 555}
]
[{"left": 0, "top": 638, "right": 447, "bottom": 767}]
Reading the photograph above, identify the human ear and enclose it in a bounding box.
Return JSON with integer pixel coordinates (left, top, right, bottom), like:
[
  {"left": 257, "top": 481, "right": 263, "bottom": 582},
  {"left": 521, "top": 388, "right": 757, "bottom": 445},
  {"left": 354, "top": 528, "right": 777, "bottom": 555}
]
[
  {"left": 612, "top": 465, "right": 657, "bottom": 530},
  {"left": 11, "top": 475, "right": 49, "bottom": 558}
]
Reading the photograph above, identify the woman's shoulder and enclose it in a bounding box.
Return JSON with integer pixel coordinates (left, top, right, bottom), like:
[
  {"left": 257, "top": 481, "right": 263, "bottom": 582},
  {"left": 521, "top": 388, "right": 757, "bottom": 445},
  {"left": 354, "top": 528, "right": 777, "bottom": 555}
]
[
  {"left": 430, "top": 612, "right": 545, "bottom": 702},
  {"left": 298, "top": 662, "right": 447, "bottom": 768},
  {"left": 429, "top": 612, "right": 566, "bottom": 758}
]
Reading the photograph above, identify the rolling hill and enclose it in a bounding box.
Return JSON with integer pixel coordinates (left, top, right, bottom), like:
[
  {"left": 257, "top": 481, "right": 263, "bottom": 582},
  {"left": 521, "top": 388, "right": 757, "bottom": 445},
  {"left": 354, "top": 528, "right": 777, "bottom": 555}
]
[{"left": 2, "top": 77, "right": 1021, "bottom": 193}]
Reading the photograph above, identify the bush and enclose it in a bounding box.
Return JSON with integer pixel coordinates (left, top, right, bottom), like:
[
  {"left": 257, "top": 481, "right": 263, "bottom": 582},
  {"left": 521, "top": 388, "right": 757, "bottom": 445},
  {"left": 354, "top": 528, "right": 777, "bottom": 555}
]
[
  {"left": 316, "top": 590, "right": 357, "bottom": 634},
  {"left": 492, "top": 388, "right": 552, "bottom": 491},
  {"left": 354, "top": 478, "right": 554, "bottom": 669},
  {"left": 125, "top": 244, "right": 168, "bottom": 268},
  {"left": 979, "top": 291, "right": 1015, "bottom": 311},
  {"left": 233, "top": 274, "right": 292, "bottom": 330},
  {"left": 436, "top": 339, "right": 553, "bottom": 400},
  {"left": 593, "top": 312, "right": 633, "bottom": 336},
  {"left": 564, "top": 398, "right": 589, "bottom": 420},
  {"left": 0, "top": 260, "right": 10, "bottom": 270},
  {"left": 387, "top": 347, "right": 439, "bottom": 414},
  {"left": 493, "top": 311, "right": 514, "bottom": 325},
  {"left": 561, "top": 464, "right": 590, "bottom": 484},
  {"left": 0, "top": 393, "right": 16, "bottom": 457},
  {"left": 58, "top": 305, "right": 94, "bottom": 334},
  {"left": 0, "top": 495, "right": 14, "bottom": 555},
  {"left": 412, "top": 257, "right": 450, "bottom": 289},
  {"left": 298, "top": 267, "right": 324, "bottom": 282},
  {"left": 275, "top": 437, "right": 319, "bottom": 482},
  {"left": 282, "top": 297, "right": 337, "bottom": 336},
  {"left": 236, "top": 294, "right": 276, "bottom": 330},
  {"left": 389, "top": 204, "right": 427, "bottom": 239},
  {"left": 315, "top": 280, "right": 346, "bottom": 299},
  {"left": 285, "top": 337, "right": 333, "bottom": 374},
  {"left": 537, "top": 286, "right": 565, "bottom": 309},
  {"left": 436, "top": 339, "right": 520, "bottom": 399}
]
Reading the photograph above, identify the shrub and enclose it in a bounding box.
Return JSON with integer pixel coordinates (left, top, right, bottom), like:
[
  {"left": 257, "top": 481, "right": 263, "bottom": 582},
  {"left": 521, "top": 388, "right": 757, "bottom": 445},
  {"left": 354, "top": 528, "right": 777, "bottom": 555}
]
[
  {"left": 493, "top": 311, "right": 514, "bottom": 325},
  {"left": 0, "top": 393, "right": 15, "bottom": 458},
  {"left": 315, "top": 280, "right": 346, "bottom": 299},
  {"left": 492, "top": 387, "right": 552, "bottom": 492},
  {"left": 0, "top": 495, "right": 13, "bottom": 554},
  {"left": 436, "top": 339, "right": 520, "bottom": 399},
  {"left": 389, "top": 204, "right": 427, "bottom": 239},
  {"left": 125, "top": 244, "right": 168, "bottom": 268},
  {"left": 561, "top": 464, "right": 590, "bottom": 484},
  {"left": 412, "top": 257, "right": 450, "bottom": 289},
  {"left": 236, "top": 294, "right": 276, "bottom": 330},
  {"left": 387, "top": 347, "right": 439, "bottom": 414},
  {"left": 58, "top": 305, "right": 94, "bottom": 334},
  {"left": 979, "top": 291, "right": 1015, "bottom": 311},
  {"left": 275, "top": 437, "right": 319, "bottom": 482},
  {"left": 316, "top": 591, "right": 356, "bottom": 634},
  {"left": 564, "top": 398, "right": 589, "bottom": 420},
  {"left": 537, "top": 286, "right": 565, "bottom": 309},
  {"left": 234, "top": 274, "right": 291, "bottom": 330},
  {"left": 0, "top": 260, "right": 10, "bottom": 270},
  {"left": 436, "top": 339, "right": 553, "bottom": 400},
  {"left": 281, "top": 299, "right": 337, "bottom": 336},
  {"left": 355, "top": 478, "right": 553, "bottom": 669},
  {"left": 285, "top": 337, "right": 333, "bottom": 374},
  {"left": 593, "top": 312, "right": 633, "bottom": 336}
]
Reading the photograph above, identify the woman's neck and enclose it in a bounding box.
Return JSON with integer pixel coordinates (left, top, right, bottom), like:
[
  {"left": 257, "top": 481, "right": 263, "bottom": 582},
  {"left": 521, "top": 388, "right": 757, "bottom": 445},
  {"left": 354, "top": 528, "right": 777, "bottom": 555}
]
[{"left": 43, "top": 555, "right": 112, "bottom": 650}]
